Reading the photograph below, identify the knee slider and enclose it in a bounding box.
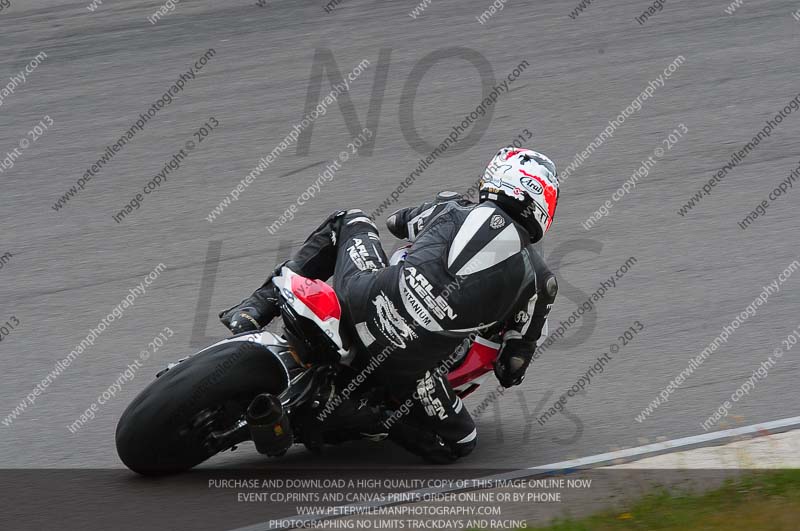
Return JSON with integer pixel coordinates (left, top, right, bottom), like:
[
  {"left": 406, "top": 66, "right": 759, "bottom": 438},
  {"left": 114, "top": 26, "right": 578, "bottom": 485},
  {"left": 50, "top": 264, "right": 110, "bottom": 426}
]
[{"left": 452, "top": 436, "right": 477, "bottom": 458}]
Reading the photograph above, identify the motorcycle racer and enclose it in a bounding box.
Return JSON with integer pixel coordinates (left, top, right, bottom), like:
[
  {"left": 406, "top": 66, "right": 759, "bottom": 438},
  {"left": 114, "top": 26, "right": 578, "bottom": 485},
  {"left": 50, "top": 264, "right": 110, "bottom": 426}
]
[{"left": 219, "top": 147, "right": 560, "bottom": 463}]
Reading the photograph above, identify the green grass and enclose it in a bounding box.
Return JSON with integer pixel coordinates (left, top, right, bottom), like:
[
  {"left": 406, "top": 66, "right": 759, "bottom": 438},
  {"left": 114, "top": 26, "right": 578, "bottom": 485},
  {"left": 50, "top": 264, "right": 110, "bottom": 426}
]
[{"left": 523, "top": 470, "right": 800, "bottom": 531}]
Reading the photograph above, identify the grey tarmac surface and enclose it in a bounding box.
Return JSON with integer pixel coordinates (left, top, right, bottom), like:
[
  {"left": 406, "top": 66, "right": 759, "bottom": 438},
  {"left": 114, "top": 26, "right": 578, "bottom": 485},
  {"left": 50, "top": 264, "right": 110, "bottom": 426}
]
[{"left": 0, "top": 0, "right": 799, "bottom": 527}]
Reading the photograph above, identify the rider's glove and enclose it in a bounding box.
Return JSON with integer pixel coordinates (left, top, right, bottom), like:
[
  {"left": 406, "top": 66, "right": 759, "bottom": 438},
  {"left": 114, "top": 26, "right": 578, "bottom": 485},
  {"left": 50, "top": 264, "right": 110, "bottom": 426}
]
[
  {"left": 494, "top": 336, "right": 534, "bottom": 388},
  {"left": 386, "top": 209, "right": 411, "bottom": 240}
]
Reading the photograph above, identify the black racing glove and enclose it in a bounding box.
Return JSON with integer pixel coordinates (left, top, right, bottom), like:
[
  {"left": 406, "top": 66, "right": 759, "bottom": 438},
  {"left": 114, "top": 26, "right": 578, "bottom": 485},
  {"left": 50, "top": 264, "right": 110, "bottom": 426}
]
[{"left": 493, "top": 338, "right": 534, "bottom": 388}]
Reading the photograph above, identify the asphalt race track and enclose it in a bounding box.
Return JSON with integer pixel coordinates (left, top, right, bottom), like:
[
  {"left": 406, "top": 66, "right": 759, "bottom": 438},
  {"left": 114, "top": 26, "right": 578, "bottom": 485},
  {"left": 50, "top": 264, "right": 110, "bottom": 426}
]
[{"left": 1, "top": 0, "right": 799, "bottom": 528}]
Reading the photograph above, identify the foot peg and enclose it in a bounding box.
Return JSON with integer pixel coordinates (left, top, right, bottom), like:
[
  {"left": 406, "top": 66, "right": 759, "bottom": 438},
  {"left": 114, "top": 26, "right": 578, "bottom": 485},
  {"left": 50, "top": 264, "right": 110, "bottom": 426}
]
[{"left": 246, "top": 394, "right": 293, "bottom": 456}]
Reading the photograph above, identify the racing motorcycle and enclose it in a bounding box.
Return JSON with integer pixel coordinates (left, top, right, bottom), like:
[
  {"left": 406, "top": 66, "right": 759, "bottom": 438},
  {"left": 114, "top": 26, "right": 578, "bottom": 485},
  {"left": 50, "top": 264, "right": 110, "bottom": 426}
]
[{"left": 115, "top": 245, "right": 504, "bottom": 476}]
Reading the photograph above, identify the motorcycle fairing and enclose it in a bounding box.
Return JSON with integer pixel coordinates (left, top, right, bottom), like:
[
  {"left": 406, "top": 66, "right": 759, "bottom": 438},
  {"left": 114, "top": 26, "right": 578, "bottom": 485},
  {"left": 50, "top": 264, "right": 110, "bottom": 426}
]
[
  {"left": 272, "top": 266, "right": 348, "bottom": 357},
  {"left": 447, "top": 335, "right": 500, "bottom": 388}
]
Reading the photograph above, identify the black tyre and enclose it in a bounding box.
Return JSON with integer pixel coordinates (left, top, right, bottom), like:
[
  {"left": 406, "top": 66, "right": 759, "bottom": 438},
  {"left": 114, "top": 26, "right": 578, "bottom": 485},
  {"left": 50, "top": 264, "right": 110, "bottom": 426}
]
[{"left": 115, "top": 338, "right": 288, "bottom": 476}]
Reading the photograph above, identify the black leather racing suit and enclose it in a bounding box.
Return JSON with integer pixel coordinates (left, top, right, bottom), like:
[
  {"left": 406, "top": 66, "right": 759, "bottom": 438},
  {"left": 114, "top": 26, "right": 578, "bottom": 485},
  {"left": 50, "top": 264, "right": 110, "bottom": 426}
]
[{"left": 285, "top": 193, "right": 557, "bottom": 461}]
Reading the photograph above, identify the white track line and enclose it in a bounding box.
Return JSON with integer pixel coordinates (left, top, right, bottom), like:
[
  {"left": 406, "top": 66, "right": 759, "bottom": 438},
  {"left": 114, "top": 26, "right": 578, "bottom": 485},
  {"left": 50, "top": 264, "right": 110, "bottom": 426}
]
[{"left": 232, "top": 415, "right": 800, "bottom": 531}]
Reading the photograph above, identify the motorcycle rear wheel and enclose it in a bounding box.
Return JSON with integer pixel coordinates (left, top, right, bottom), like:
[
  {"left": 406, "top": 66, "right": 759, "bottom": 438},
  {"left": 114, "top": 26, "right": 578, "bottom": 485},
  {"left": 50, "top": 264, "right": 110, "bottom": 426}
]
[{"left": 115, "top": 338, "right": 288, "bottom": 476}]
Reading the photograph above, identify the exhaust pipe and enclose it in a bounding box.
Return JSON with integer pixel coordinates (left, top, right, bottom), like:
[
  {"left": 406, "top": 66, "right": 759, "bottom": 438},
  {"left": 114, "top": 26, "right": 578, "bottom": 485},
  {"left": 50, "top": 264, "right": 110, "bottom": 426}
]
[{"left": 246, "top": 393, "right": 293, "bottom": 456}]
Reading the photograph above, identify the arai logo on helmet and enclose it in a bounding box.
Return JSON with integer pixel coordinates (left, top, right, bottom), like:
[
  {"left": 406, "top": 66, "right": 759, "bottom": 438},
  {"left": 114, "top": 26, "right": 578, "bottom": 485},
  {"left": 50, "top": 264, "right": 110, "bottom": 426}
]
[{"left": 520, "top": 176, "right": 543, "bottom": 195}]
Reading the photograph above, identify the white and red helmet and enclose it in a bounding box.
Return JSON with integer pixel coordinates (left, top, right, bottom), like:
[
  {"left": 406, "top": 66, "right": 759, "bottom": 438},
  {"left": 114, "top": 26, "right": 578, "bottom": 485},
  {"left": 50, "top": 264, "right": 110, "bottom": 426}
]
[{"left": 479, "top": 147, "right": 559, "bottom": 242}]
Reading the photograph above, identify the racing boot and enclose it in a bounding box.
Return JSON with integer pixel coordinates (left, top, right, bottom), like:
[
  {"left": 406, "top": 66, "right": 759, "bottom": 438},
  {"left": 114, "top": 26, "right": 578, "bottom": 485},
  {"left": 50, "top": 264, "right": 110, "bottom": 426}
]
[
  {"left": 219, "top": 269, "right": 282, "bottom": 334},
  {"left": 295, "top": 395, "right": 390, "bottom": 451},
  {"left": 324, "top": 398, "right": 390, "bottom": 444}
]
